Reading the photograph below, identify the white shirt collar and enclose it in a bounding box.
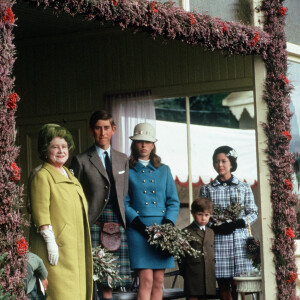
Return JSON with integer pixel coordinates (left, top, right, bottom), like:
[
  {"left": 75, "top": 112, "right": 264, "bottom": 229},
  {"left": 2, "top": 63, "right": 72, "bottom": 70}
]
[
  {"left": 138, "top": 159, "right": 150, "bottom": 167},
  {"left": 95, "top": 145, "right": 111, "bottom": 158},
  {"left": 196, "top": 223, "right": 206, "bottom": 231}
]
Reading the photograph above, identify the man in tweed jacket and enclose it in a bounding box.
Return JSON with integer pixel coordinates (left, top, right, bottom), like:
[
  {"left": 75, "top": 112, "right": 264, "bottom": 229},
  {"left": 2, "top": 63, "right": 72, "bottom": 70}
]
[{"left": 70, "top": 110, "right": 130, "bottom": 300}]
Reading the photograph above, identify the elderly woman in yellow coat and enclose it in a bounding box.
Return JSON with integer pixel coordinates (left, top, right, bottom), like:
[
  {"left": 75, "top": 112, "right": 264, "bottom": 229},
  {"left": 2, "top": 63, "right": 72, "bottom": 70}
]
[{"left": 28, "top": 124, "right": 93, "bottom": 300}]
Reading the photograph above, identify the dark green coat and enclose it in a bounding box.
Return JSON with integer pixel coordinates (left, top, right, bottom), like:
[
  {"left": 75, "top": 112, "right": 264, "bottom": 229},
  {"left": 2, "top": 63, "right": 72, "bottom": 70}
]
[{"left": 180, "top": 222, "right": 216, "bottom": 296}]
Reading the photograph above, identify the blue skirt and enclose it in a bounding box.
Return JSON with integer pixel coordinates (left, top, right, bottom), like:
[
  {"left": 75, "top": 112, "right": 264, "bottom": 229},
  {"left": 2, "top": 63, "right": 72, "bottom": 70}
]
[{"left": 126, "top": 216, "right": 175, "bottom": 270}]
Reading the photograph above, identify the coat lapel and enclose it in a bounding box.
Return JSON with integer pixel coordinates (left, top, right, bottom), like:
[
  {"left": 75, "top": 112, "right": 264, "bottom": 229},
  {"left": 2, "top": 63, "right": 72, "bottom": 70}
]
[{"left": 88, "top": 145, "right": 109, "bottom": 182}]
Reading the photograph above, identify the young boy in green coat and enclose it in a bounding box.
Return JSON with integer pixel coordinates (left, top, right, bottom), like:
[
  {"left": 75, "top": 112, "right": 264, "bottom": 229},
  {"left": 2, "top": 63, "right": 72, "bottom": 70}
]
[{"left": 180, "top": 197, "right": 216, "bottom": 300}]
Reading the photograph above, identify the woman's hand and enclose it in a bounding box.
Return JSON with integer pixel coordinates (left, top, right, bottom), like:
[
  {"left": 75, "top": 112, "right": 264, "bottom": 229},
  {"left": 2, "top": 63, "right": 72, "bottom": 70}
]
[
  {"left": 40, "top": 225, "right": 59, "bottom": 265},
  {"left": 41, "top": 278, "right": 48, "bottom": 291},
  {"left": 130, "top": 217, "right": 148, "bottom": 239}
]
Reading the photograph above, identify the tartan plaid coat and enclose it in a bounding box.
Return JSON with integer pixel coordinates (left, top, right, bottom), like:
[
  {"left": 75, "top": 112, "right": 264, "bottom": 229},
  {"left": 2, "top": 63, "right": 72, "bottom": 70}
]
[{"left": 200, "top": 176, "right": 258, "bottom": 278}]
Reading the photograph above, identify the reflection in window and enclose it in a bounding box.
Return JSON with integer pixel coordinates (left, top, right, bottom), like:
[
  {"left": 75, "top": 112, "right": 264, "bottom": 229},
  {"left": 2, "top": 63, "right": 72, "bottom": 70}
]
[{"left": 288, "top": 61, "right": 300, "bottom": 237}]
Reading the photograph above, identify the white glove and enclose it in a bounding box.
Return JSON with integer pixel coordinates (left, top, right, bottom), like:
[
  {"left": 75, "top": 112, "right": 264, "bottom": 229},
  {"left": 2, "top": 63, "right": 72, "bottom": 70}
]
[{"left": 40, "top": 225, "right": 59, "bottom": 265}]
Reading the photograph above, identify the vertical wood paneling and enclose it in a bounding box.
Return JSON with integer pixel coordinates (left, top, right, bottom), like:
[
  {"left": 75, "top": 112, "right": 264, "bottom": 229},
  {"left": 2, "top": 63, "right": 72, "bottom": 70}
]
[{"left": 16, "top": 28, "right": 253, "bottom": 118}]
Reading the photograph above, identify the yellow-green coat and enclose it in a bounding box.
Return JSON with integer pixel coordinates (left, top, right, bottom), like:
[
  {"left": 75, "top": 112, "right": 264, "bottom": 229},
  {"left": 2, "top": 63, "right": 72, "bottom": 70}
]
[{"left": 29, "top": 162, "right": 93, "bottom": 300}]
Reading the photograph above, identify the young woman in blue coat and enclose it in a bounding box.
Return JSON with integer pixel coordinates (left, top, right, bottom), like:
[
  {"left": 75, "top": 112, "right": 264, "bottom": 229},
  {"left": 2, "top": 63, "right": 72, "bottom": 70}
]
[
  {"left": 200, "top": 146, "right": 258, "bottom": 300},
  {"left": 125, "top": 123, "right": 180, "bottom": 300}
]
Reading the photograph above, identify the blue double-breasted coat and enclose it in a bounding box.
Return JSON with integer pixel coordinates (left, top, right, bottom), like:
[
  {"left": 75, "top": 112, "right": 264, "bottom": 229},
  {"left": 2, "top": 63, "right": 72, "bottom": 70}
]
[{"left": 125, "top": 162, "right": 180, "bottom": 269}]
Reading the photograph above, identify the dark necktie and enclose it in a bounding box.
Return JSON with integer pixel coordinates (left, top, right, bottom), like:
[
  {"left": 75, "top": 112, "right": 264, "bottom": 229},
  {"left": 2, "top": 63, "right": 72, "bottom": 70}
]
[
  {"left": 104, "top": 151, "right": 117, "bottom": 209},
  {"left": 104, "top": 151, "right": 113, "bottom": 181}
]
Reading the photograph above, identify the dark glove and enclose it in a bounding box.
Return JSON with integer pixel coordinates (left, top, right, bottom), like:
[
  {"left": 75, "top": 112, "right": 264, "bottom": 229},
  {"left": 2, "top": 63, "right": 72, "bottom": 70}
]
[
  {"left": 162, "top": 218, "right": 174, "bottom": 226},
  {"left": 130, "top": 217, "right": 148, "bottom": 239},
  {"left": 234, "top": 219, "right": 246, "bottom": 229},
  {"left": 211, "top": 222, "right": 236, "bottom": 235},
  {"left": 157, "top": 247, "right": 172, "bottom": 258}
]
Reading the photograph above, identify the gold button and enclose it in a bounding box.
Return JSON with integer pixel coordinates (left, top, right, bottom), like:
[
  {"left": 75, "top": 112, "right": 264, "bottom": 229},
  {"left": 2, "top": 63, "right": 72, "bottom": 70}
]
[
  {"left": 137, "top": 210, "right": 139, "bottom": 214},
  {"left": 145, "top": 202, "right": 148, "bottom": 205},
  {"left": 152, "top": 190, "right": 155, "bottom": 193},
  {"left": 142, "top": 170, "right": 145, "bottom": 173},
  {"left": 162, "top": 210, "right": 165, "bottom": 213},
  {"left": 144, "top": 191, "right": 147, "bottom": 194},
  {"left": 153, "top": 201, "right": 156, "bottom": 204},
  {"left": 143, "top": 180, "right": 146, "bottom": 183}
]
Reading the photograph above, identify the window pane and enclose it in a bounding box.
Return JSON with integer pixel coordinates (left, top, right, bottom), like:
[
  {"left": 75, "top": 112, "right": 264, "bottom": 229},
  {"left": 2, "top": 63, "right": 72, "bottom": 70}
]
[
  {"left": 289, "top": 61, "right": 300, "bottom": 196},
  {"left": 189, "top": 92, "right": 257, "bottom": 192},
  {"left": 190, "top": 0, "right": 252, "bottom": 25},
  {"left": 154, "top": 97, "right": 188, "bottom": 225},
  {"left": 286, "top": 0, "right": 300, "bottom": 45}
]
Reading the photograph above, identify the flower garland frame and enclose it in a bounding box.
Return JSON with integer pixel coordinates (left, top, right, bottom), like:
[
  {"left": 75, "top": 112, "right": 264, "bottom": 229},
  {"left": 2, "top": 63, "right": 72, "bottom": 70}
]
[{"left": 0, "top": 0, "right": 297, "bottom": 298}]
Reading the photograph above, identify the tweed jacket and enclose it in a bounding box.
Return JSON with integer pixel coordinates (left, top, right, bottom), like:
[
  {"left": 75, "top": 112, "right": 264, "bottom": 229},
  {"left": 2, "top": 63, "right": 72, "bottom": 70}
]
[
  {"left": 179, "top": 222, "right": 216, "bottom": 296},
  {"left": 124, "top": 162, "right": 179, "bottom": 225},
  {"left": 70, "top": 145, "right": 129, "bottom": 226},
  {"left": 200, "top": 175, "right": 258, "bottom": 278}
]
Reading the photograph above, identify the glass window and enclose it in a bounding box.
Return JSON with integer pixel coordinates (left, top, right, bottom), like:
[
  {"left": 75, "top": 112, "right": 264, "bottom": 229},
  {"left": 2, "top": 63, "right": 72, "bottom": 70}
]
[
  {"left": 286, "top": 0, "right": 300, "bottom": 45},
  {"left": 190, "top": 0, "right": 252, "bottom": 25},
  {"left": 288, "top": 61, "right": 300, "bottom": 236}
]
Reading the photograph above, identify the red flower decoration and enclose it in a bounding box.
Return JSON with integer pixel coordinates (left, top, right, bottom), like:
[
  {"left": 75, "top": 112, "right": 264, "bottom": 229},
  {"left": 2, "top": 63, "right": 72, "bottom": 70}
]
[
  {"left": 2, "top": 7, "right": 15, "bottom": 24},
  {"left": 278, "top": 7, "right": 287, "bottom": 16},
  {"left": 286, "top": 272, "right": 298, "bottom": 283},
  {"left": 282, "top": 130, "right": 292, "bottom": 141},
  {"left": 284, "top": 179, "right": 293, "bottom": 190},
  {"left": 222, "top": 22, "right": 228, "bottom": 33},
  {"left": 16, "top": 237, "right": 28, "bottom": 255},
  {"left": 112, "top": 0, "right": 118, "bottom": 6},
  {"left": 151, "top": 1, "right": 158, "bottom": 14},
  {"left": 286, "top": 227, "right": 295, "bottom": 239},
  {"left": 188, "top": 13, "right": 195, "bottom": 25},
  {"left": 7, "top": 92, "right": 18, "bottom": 110},
  {"left": 250, "top": 32, "right": 259, "bottom": 46},
  {"left": 281, "top": 75, "right": 289, "bottom": 85},
  {"left": 10, "top": 162, "right": 21, "bottom": 182}
]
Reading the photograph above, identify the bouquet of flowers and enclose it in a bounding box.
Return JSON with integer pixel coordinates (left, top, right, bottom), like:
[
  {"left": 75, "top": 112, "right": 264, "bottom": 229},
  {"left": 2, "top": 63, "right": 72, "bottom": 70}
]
[
  {"left": 92, "top": 245, "right": 122, "bottom": 288},
  {"left": 145, "top": 223, "right": 202, "bottom": 262},
  {"left": 211, "top": 201, "right": 243, "bottom": 225},
  {"left": 246, "top": 237, "right": 261, "bottom": 271}
]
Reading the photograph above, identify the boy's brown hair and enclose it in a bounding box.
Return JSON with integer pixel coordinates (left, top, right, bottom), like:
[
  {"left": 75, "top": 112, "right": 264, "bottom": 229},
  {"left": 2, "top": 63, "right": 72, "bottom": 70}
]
[{"left": 191, "top": 197, "right": 213, "bottom": 214}]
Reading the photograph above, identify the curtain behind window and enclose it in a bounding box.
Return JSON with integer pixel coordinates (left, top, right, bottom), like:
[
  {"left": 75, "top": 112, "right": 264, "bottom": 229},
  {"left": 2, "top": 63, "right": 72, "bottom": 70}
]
[{"left": 107, "top": 90, "right": 156, "bottom": 156}]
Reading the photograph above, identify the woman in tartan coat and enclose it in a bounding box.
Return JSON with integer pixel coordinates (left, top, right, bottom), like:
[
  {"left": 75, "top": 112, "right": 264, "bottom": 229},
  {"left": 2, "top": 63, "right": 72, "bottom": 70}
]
[{"left": 200, "top": 146, "right": 258, "bottom": 300}]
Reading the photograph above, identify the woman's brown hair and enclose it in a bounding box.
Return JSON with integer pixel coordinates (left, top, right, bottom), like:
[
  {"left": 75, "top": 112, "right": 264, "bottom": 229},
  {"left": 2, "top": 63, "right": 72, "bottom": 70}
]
[{"left": 129, "top": 141, "right": 161, "bottom": 169}]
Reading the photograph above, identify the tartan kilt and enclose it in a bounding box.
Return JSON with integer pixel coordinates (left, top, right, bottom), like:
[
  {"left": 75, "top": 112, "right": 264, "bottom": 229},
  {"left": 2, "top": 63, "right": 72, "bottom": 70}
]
[{"left": 90, "top": 207, "right": 132, "bottom": 289}]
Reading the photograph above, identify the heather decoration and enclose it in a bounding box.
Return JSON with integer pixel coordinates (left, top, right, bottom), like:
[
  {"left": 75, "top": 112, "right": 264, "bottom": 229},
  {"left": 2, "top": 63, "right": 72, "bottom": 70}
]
[
  {"left": 0, "top": 0, "right": 26, "bottom": 298},
  {"left": 246, "top": 237, "right": 261, "bottom": 271},
  {"left": 211, "top": 201, "right": 243, "bottom": 225},
  {"left": 92, "top": 245, "right": 122, "bottom": 288},
  {"left": 145, "top": 223, "right": 202, "bottom": 262},
  {"left": 0, "top": 0, "right": 297, "bottom": 298}
]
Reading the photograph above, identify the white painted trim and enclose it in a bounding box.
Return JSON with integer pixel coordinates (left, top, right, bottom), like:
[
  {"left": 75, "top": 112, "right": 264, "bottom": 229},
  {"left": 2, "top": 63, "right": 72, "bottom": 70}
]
[{"left": 287, "top": 43, "right": 300, "bottom": 63}]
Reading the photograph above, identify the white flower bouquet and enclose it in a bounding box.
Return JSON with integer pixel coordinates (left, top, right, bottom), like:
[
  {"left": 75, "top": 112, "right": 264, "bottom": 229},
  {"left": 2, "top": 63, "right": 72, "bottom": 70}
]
[
  {"left": 92, "top": 245, "right": 122, "bottom": 288},
  {"left": 145, "top": 223, "right": 202, "bottom": 262}
]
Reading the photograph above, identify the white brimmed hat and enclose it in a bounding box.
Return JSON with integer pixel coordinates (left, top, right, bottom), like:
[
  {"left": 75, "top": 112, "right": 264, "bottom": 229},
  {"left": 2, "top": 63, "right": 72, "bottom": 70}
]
[{"left": 130, "top": 123, "right": 157, "bottom": 142}]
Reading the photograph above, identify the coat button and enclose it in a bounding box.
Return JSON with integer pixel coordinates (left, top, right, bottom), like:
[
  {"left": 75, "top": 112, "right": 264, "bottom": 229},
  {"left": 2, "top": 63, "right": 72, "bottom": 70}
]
[
  {"left": 145, "top": 202, "right": 148, "bottom": 205},
  {"left": 151, "top": 180, "right": 154, "bottom": 182},
  {"left": 104, "top": 198, "right": 108, "bottom": 202},
  {"left": 105, "top": 185, "right": 109, "bottom": 189},
  {"left": 162, "top": 210, "right": 165, "bottom": 213},
  {"left": 223, "top": 183, "right": 227, "bottom": 186},
  {"left": 152, "top": 190, "right": 155, "bottom": 193},
  {"left": 143, "top": 180, "right": 146, "bottom": 183},
  {"left": 144, "top": 191, "right": 147, "bottom": 194},
  {"left": 153, "top": 201, "right": 156, "bottom": 204},
  {"left": 142, "top": 170, "right": 145, "bottom": 173},
  {"left": 58, "top": 242, "right": 63, "bottom": 247},
  {"left": 137, "top": 210, "right": 139, "bottom": 214},
  {"left": 149, "top": 171, "right": 152, "bottom": 173}
]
